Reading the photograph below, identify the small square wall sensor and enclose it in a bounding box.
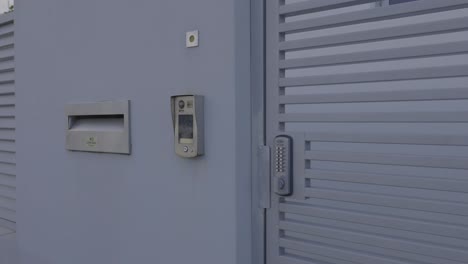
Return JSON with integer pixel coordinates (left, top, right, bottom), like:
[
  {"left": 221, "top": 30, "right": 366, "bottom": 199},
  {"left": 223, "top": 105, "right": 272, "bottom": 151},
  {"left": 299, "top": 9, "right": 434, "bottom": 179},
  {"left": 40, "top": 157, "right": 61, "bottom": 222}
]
[{"left": 186, "top": 30, "right": 199, "bottom": 48}]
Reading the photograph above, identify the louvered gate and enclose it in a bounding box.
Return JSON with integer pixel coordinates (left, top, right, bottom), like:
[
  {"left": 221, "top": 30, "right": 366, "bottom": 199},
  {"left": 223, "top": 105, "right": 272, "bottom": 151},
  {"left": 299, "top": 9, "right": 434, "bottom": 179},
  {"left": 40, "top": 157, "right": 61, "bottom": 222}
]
[
  {"left": 0, "top": 12, "right": 14, "bottom": 231},
  {"left": 265, "top": 0, "right": 468, "bottom": 263}
]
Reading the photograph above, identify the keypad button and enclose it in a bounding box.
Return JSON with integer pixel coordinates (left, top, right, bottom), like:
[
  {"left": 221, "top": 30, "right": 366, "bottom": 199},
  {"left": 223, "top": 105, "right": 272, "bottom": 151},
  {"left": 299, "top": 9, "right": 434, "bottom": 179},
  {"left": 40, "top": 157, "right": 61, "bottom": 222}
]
[{"left": 278, "top": 178, "right": 286, "bottom": 190}]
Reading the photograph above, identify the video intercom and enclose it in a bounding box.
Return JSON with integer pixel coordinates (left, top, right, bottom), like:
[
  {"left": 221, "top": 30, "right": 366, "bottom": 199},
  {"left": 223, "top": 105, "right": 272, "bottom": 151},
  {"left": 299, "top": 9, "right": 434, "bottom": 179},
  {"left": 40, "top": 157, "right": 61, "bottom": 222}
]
[{"left": 171, "top": 95, "right": 204, "bottom": 158}]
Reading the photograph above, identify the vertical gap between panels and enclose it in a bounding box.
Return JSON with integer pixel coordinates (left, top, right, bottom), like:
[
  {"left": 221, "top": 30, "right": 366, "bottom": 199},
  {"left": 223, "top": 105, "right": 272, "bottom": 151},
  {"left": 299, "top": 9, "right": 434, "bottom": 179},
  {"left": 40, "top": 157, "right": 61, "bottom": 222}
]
[{"left": 262, "top": 0, "right": 267, "bottom": 146}]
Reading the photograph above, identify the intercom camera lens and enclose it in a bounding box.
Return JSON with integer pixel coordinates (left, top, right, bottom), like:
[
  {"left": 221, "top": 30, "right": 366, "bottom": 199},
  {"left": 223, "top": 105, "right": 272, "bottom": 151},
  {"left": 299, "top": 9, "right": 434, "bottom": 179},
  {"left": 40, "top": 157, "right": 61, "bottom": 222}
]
[{"left": 178, "top": 100, "right": 185, "bottom": 109}]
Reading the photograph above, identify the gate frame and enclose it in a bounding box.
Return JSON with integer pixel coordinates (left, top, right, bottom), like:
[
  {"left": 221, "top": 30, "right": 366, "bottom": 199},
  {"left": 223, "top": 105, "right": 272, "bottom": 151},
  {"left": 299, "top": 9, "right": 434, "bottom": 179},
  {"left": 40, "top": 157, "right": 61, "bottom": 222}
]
[{"left": 251, "top": 0, "right": 267, "bottom": 264}]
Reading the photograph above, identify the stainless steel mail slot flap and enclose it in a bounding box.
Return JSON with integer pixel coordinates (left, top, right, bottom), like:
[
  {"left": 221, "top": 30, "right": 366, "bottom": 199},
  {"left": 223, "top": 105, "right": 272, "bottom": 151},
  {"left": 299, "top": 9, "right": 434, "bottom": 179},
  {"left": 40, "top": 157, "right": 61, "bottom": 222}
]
[{"left": 65, "top": 100, "right": 130, "bottom": 154}]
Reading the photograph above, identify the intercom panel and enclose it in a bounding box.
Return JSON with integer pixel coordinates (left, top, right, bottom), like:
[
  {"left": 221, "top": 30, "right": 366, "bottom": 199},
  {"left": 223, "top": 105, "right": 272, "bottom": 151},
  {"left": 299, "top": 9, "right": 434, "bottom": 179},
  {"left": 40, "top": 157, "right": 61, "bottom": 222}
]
[{"left": 171, "top": 95, "right": 204, "bottom": 158}]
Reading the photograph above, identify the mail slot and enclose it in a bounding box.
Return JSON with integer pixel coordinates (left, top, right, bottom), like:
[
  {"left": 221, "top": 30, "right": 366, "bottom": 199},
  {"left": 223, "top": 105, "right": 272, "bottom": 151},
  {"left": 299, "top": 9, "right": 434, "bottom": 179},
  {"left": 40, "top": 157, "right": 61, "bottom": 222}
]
[{"left": 65, "top": 100, "right": 130, "bottom": 154}]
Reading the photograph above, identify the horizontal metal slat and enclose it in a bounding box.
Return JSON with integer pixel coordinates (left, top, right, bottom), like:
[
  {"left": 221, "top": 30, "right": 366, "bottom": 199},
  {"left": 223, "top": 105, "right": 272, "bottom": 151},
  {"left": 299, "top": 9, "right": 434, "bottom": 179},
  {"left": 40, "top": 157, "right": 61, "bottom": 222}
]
[
  {"left": 0, "top": 207, "right": 14, "bottom": 222},
  {"left": 0, "top": 71, "right": 14, "bottom": 84},
  {"left": 305, "top": 150, "right": 468, "bottom": 169},
  {"left": 304, "top": 187, "right": 468, "bottom": 216},
  {"left": 280, "top": 203, "right": 468, "bottom": 239},
  {"left": 306, "top": 169, "right": 468, "bottom": 193},
  {"left": 280, "top": 40, "right": 468, "bottom": 69},
  {"left": 279, "top": 16, "right": 468, "bottom": 51},
  {"left": 0, "top": 218, "right": 14, "bottom": 230},
  {"left": 303, "top": 131, "right": 468, "bottom": 146},
  {"left": 280, "top": 254, "right": 355, "bottom": 264},
  {"left": 0, "top": 82, "right": 14, "bottom": 95},
  {"left": 278, "top": 255, "right": 320, "bottom": 264},
  {"left": 0, "top": 117, "right": 14, "bottom": 129},
  {"left": 308, "top": 180, "right": 468, "bottom": 204},
  {"left": 0, "top": 151, "right": 14, "bottom": 164},
  {"left": 281, "top": 210, "right": 468, "bottom": 249},
  {"left": 280, "top": 238, "right": 378, "bottom": 264},
  {"left": 280, "top": 221, "right": 468, "bottom": 263},
  {"left": 0, "top": 59, "right": 14, "bottom": 73},
  {"left": 0, "top": 174, "right": 14, "bottom": 188},
  {"left": 0, "top": 47, "right": 14, "bottom": 62},
  {"left": 0, "top": 13, "right": 13, "bottom": 27},
  {"left": 279, "top": 65, "right": 468, "bottom": 86},
  {"left": 0, "top": 184, "right": 14, "bottom": 199},
  {"left": 0, "top": 196, "right": 14, "bottom": 210},
  {"left": 0, "top": 163, "right": 15, "bottom": 175},
  {"left": 0, "top": 23, "right": 13, "bottom": 38},
  {"left": 0, "top": 141, "right": 14, "bottom": 154},
  {"left": 0, "top": 34, "right": 13, "bottom": 50},
  {"left": 283, "top": 230, "right": 466, "bottom": 264},
  {"left": 0, "top": 94, "right": 14, "bottom": 106},
  {"left": 279, "top": 0, "right": 375, "bottom": 17},
  {"left": 283, "top": 249, "right": 357, "bottom": 264},
  {"left": 280, "top": 87, "right": 468, "bottom": 104},
  {"left": 280, "top": 237, "right": 417, "bottom": 264},
  {"left": 279, "top": 0, "right": 468, "bottom": 33},
  {"left": 279, "top": 253, "right": 364, "bottom": 264},
  {"left": 0, "top": 106, "right": 14, "bottom": 117},
  {"left": 279, "top": 111, "right": 468, "bottom": 123},
  {"left": 0, "top": 129, "right": 14, "bottom": 141}
]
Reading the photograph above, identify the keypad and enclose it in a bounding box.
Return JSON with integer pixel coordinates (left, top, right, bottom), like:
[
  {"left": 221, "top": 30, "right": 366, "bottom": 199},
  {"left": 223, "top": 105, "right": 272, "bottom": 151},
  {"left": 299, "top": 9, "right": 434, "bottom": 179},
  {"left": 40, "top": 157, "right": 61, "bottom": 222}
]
[{"left": 275, "top": 145, "right": 286, "bottom": 173}]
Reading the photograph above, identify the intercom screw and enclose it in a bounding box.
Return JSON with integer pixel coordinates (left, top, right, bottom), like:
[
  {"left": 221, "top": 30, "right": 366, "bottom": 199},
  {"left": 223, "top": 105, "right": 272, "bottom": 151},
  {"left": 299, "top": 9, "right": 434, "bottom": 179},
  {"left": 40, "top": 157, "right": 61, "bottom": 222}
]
[{"left": 186, "top": 30, "right": 199, "bottom": 48}]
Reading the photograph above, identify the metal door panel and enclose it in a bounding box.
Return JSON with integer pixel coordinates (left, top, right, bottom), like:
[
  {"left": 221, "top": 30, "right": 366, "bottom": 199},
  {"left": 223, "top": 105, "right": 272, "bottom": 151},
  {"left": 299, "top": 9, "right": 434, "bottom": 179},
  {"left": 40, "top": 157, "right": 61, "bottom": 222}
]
[{"left": 265, "top": 1, "right": 468, "bottom": 263}]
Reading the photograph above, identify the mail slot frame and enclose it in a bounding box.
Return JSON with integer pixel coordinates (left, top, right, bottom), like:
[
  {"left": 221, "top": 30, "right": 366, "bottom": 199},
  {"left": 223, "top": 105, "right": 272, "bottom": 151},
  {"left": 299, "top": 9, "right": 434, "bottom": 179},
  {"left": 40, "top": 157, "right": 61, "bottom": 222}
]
[{"left": 65, "top": 100, "right": 131, "bottom": 154}]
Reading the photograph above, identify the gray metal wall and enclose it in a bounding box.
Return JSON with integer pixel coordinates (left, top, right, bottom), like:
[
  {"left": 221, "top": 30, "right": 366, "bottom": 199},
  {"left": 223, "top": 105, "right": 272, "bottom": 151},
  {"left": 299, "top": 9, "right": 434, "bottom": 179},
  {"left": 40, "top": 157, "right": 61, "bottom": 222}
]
[
  {"left": 15, "top": 1, "right": 251, "bottom": 264},
  {"left": 0, "top": 12, "right": 15, "bottom": 231}
]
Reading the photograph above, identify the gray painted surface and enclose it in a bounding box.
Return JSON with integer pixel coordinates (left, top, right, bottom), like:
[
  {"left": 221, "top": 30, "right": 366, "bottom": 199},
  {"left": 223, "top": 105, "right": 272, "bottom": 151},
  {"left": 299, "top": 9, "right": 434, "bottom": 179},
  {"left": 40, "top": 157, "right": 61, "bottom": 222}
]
[
  {"left": 0, "top": 232, "right": 18, "bottom": 264},
  {"left": 250, "top": 1, "right": 266, "bottom": 264},
  {"left": 15, "top": 1, "right": 251, "bottom": 264},
  {"left": 0, "top": 12, "right": 15, "bottom": 231},
  {"left": 266, "top": 1, "right": 468, "bottom": 264}
]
